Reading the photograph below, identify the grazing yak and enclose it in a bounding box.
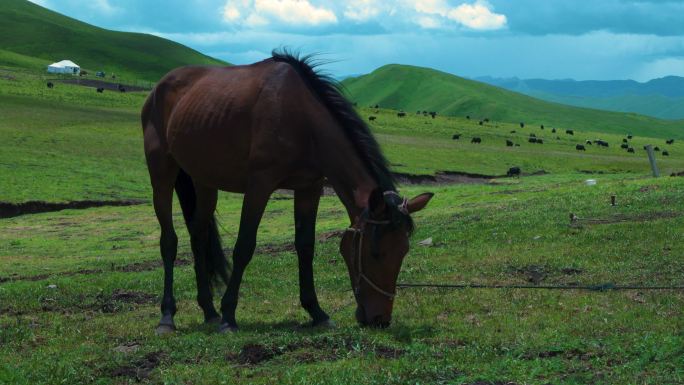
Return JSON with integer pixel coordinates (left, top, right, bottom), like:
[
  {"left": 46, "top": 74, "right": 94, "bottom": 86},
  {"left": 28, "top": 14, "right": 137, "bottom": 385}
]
[
  {"left": 429, "top": 112, "right": 437, "bottom": 118},
  {"left": 566, "top": 129, "right": 574, "bottom": 135},
  {"left": 586, "top": 140, "right": 593, "bottom": 145},
  {"left": 597, "top": 140, "right": 609, "bottom": 147},
  {"left": 368, "top": 116, "right": 376, "bottom": 121},
  {"left": 551, "top": 128, "right": 557, "bottom": 133},
  {"left": 627, "top": 135, "right": 633, "bottom": 139},
  {"left": 96, "top": 87, "right": 104, "bottom": 93},
  {"left": 529, "top": 133, "right": 537, "bottom": 138},
  {"left": 536, "top": 139, "right": 544, "bottom": 144},
  {"left": 506, "top": 140, "right": 514, "bottom": 146},
  {"left": 466, "top": 115, "right": 470, "bottom": 120},
  {"left": 478, "top": 120, "right": 484, "bottom": 126},
  {"left": 397, "top": 111, "right": 406, "bottom": 118},
  {"left": 520, "top": 122, "right": 525, "bottom": 128},
  {"left": 528, "top": 137, "right": 537, "bottom": 143},
  {"left": 622, "top": 138, "right": 628, "bottom": 143},
  {"left": 627, "top": 147, "right": 635, "bottom": 153},
  {"left": 510, "top": 130, "right": 516, "bottom": 134},
  {"left": 666, "top": 139, "right": 675, "bottom": 145},
  {"left": 471, "top": 137, "right": 482, "bottom": 144},
  {"left": 576, "top": 144, "right": 586, "bottom": 151},
  {"left": 663, "top": 151, "right": 670, "bottom": 156},
  {"left": 540, "top": 124, "right": 545, "bottom": 130},
  {"left": 507, "top": 166, "right": 521, "bottom": 177},
  {"left": 654, "top": 146, "right": 660, "bottom": 151},
  {"left": 621, "top": 143, "right": 629, "bottom": 149},
  {"left": 483, "top": 118, "right": 490, "bottom": 122},
  {"left": 452, "top": 134, "right": 461, "bottom": 140},
  {"left": 46, "top": 82, "right": 54, "bottom": 88}
]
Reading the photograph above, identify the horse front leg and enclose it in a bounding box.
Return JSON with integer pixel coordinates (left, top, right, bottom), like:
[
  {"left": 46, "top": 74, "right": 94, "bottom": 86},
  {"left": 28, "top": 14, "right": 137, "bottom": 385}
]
[
  {"left": 219, "top": 180, "right": 274, "bottom": 332},
  {"left": 294, "top": 182, "right": 332, "bottom": 327}
]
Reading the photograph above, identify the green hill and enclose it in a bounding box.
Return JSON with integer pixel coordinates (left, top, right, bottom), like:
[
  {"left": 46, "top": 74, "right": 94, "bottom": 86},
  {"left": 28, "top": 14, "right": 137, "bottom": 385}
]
[
  {"left": 342, "top": 64, "right": 684, "bottom": 139},
  {"left": 0, "top": 0, "right": 226, "bottom": 81}
]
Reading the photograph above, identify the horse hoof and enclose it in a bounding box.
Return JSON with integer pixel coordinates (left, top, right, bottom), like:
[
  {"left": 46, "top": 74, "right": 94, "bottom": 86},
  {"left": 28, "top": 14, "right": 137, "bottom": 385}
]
[
  {"left": 219, "top": 323, "right": 238, "bottom": 333},
  {"left": 155, "top": 324, "right": 175, "bottom": 335}
]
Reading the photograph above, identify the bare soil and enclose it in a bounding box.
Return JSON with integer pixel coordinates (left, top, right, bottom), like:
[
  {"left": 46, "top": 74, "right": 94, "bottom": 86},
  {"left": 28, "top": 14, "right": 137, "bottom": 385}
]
[
  {"left": 0, "top": 199, "right": 146, "bottom": 218},
  {"left": 57, "top": 78, "right": 150, "bottom": 92}
]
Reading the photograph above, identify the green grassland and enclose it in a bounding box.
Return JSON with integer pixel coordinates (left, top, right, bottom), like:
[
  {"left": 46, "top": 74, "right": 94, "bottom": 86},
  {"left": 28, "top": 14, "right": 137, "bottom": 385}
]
[
  {"left": 342, "top": 65, "right": 684, "bottom": 139},
  {"left": 1, "top": 59, "right": 684, "bottom": 384},
  {"left": 0, "top": 0, "right": 227, "bottom": 81}
]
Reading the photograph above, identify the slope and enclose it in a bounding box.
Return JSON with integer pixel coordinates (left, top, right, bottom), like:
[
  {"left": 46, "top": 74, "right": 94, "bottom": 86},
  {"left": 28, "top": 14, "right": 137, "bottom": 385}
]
[
  {"left": 342, "top": 64, "right": 684, "bottom": 139},
  {"left": 0, "top": 0, "right": 226, "bottom": 81},
  {"left": 477, "top": 76, "right": 684, "bottom": 120}
]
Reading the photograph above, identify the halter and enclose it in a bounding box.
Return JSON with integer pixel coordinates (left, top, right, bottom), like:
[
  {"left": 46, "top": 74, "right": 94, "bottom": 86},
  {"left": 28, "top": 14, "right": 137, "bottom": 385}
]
[{"left": 344, "top": 198, "right": 403, "bottom": 301}]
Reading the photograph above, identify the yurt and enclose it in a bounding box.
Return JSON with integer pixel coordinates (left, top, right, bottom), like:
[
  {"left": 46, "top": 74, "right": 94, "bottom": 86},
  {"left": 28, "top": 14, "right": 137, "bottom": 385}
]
[{"left": 47, "top": 60, "right": 80, "bottom": 75}]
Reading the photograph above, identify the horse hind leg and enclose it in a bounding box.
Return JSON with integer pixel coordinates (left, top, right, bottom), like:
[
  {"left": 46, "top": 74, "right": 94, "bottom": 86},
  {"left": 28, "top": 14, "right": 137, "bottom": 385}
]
[
  {"left": 178, "top": 179, "right": 223, "bottom": 323},
  {"left": 149, "top": 161, "right": 179, "bottom": 335}
]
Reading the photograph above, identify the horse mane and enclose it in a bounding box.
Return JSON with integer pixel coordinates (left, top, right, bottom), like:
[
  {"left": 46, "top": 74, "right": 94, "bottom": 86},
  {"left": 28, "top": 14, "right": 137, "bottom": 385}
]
[{"left": 271, "top": 49, "right": 413, "bottom": 234}]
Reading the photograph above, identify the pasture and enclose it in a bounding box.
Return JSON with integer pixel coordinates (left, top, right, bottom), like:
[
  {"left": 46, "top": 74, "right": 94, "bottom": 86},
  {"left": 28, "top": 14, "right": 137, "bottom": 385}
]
[{"left": 1, "top": 66, "right": 684, "bottom": 384}]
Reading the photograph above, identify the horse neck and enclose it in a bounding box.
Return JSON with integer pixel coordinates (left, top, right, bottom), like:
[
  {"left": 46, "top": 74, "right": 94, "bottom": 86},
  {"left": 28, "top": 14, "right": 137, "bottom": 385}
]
[{"left": 313, "top": 122, "right": 378, "bottom": 222}]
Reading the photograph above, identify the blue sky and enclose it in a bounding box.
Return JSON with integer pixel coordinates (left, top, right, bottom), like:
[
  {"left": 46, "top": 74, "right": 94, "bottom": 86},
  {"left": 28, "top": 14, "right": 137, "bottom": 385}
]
[{"left": 29, "top": 0, "right": 684, "bottom": 81}]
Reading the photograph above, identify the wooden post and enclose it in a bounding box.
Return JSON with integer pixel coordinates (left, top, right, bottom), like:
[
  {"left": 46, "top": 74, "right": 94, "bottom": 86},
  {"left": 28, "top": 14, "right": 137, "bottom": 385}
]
[{"left": 644, "top": 145, "right": 660, "bottom": 177}]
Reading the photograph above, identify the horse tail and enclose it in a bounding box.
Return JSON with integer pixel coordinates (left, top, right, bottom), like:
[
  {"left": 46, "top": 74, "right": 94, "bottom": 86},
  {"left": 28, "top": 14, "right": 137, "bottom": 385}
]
[{"left": 174, "top": 169, "right": 231, "bottom": 290}]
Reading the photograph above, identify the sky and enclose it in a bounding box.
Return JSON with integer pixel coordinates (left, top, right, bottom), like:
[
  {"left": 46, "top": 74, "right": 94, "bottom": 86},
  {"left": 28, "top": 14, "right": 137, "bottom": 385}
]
[{"left": 28, "top": 0, "right": 684, "bottom": 81}]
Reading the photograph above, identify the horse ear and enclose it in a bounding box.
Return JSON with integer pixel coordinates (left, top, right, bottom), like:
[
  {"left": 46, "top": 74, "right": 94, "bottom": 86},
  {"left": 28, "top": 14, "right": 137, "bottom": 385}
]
[
  {"left": 368, "top": 188, "right": 386, "bottom": 216},
  {"left": 407, "top": 192, "right": 434, "bottom": 213}
]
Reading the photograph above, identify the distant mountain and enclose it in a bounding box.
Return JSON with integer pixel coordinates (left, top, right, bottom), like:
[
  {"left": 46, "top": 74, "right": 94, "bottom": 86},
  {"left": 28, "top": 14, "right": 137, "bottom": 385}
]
[
  {"left": 0, "top": 0, "right": 227, "bottom": 81},
  {"left": 342, "top": 64, "right": 684, "bottom": 139},
  {"left": 476, "top": 76, "right": 684, "bottom": 120}
]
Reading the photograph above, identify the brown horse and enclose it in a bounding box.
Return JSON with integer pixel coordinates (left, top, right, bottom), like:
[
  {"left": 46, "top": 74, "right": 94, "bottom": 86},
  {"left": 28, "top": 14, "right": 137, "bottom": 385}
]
[{"left": 141, "top": 50, "right": 433, "bottom": 334}]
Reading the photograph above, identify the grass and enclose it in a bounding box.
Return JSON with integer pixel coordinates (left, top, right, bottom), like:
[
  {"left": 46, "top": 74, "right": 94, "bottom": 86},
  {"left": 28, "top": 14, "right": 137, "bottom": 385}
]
[
  {"left": 1, "top": 62, "right": 684, "bottom": 384},
  {"left": 342, "top": 64, "right": 684, "bottom": 139},
  {"left": 0, "top": 0, "right": 227, "bottom": 81}
]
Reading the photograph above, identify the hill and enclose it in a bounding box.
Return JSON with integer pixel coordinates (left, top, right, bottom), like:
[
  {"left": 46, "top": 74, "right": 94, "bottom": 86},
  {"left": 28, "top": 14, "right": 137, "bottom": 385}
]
[
  {"left": 342, "top": 64, "right": 684, "bottom": 139},
  {"left": 0, "top": 0, "right": 226, "bottom": 81},
  {"left": 476, "top": 76, "right": 684, "bottom": 120}
]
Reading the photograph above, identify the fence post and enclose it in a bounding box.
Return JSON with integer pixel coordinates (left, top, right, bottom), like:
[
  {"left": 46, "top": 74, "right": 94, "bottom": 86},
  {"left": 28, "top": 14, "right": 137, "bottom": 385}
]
[{"left": 644, "top": 144, "right": 660, "bottom": 177}]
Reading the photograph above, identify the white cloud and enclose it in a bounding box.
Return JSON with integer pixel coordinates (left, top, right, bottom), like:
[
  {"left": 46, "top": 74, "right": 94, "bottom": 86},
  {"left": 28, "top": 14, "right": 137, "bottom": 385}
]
[
  {"left": 447, "top": 0, "right": 507, "bottom": 30},
  {"left": 416, "top": 16, "right": 442, "bottom": 29},
  {"left": 412, "top": 0, "right": 449, "bottom": 16},
  {"left": 344, "top": 0, "right": 382, "bottom": 22},
  {"left": 222, "top": 0, "right": 337, "bottom": 27}
]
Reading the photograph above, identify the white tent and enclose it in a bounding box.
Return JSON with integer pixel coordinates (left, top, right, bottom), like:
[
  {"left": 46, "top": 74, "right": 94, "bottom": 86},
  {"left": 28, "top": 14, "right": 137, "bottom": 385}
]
[{"left": 47, "top": 60, "right": 80, "bottom": 75}]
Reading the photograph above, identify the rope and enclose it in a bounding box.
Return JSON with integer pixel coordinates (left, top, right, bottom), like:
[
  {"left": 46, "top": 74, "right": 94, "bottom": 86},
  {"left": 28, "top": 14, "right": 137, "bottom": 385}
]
[{"left": 397, "top": 282, "right": 684, "bottom": 291}]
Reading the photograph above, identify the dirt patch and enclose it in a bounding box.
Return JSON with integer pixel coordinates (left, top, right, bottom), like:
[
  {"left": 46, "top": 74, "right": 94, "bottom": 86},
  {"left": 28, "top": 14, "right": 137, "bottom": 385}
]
[
  {"left": 98, "top": 289, "right": 156, "bottom": 313},
  {"left": 225, "top": 337, "right": 404, "bottom": 366},
  {"left": 522, "top": 348, "right": 597, "bottom": 361},
  {"left": 0, "top": 258, "right": 192, "bottom": 284},
  {"left": 392, "top": 171, "right": 498, "bottom": 185},
  {"left": 110, "top": 351, "right": 165, "bottom": 380},
  {"left": 0, "top": 199, "right": 146, "bottom": 218},
  {"left": 570, "top": 211, "right": 681, "bottom": 226},
  {"left": 58, "top": 78, "right": 150, "bottom": 92},
  {"left": 507, "top": 265, "right": 584, "bottom": 285}
]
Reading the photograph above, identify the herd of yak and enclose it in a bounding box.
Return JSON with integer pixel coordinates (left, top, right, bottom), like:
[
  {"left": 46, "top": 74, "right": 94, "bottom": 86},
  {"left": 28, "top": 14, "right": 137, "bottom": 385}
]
[{"left": 368, "top": 109, "right": 675, "bottom": 158}]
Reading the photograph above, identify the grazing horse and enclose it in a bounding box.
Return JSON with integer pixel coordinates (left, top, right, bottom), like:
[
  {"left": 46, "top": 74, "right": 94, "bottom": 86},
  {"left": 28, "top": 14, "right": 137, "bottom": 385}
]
[{"left": 141, "top": 51, "right": 433, "bottom": 334}]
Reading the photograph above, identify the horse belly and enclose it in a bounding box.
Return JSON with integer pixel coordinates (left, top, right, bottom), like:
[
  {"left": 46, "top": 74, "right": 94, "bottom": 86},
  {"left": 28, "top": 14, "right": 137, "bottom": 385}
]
[{"left": 167, "top": 102, "right": 253, "bottom": 193}]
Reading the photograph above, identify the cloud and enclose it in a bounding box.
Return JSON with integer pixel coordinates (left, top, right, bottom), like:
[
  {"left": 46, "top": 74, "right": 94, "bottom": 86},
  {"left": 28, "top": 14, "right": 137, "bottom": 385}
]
[
  {"left": 344, "top": 0, "right": 382, "bottom": 22},
  {"left": 447, "top": 1, "right": 506, "bottom": 30},
  {"left": 408, "top": 0, "right": 507, "bottom": 30},
  {"left": 222, "top": 0, "right": 337, "bottom": 27}
]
